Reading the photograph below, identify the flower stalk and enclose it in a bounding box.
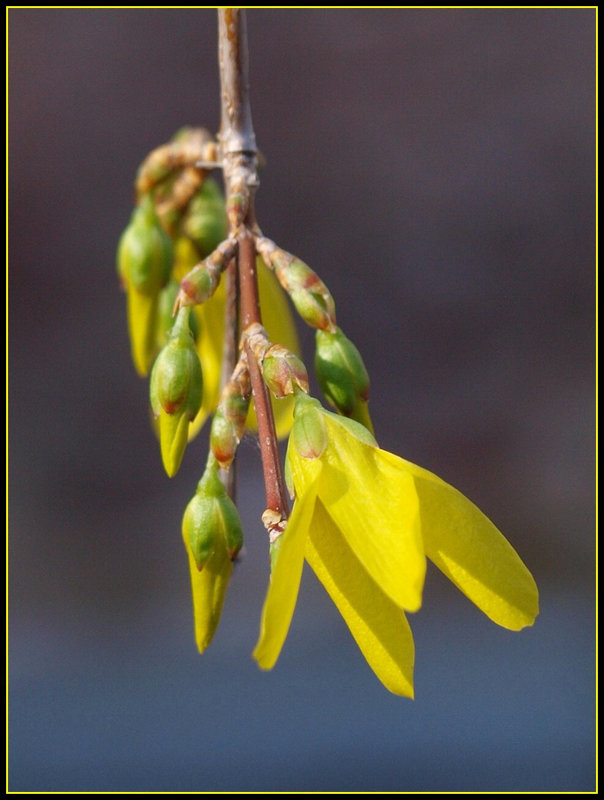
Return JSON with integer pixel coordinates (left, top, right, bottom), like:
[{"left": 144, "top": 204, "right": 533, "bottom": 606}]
[{"left": 218, "top": 9, "right": 289, "bottom": 533}]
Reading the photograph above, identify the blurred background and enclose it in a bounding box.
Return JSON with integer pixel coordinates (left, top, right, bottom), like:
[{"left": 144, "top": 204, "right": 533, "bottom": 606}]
[{"left": 8, "top": 8, "right": 595, "bottom": 791}]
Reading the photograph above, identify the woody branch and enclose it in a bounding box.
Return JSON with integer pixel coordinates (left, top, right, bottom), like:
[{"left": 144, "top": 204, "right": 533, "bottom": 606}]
[{"left": 217, "top": 8, "right": 289, "bottom": 534}]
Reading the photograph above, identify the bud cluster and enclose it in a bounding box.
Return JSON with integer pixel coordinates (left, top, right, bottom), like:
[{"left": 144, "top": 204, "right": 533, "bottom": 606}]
[
  {"left": 118, "top": 127, "right": 375, "bottom": 662},
  {"left": 136, "top": 127, "right": 215, "bottom": 196},
  {"left": 117, "top": 129, "right": 229, "bottom": 379}
]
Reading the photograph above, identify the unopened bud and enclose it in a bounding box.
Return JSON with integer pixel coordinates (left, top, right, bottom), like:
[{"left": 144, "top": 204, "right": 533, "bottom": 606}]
[
  {"left": 262, "top": 344, "right": 309, "bottom": 398},
  {"left": 210, "top": 362, "right": 251, "bottom": 469},
  {"left": 291, "top": 394, "right": 327, "bottom": 460},
  {"left": 182, "top": 460, "right": 244, "bottom": 570},
  {"left": 285, "top": 262, "right": 336, "bottom": 332},
  {"left": 174, "top": 238, "right": 237, "bottom": 311},
  {"left": 135, "top": 127, "right": 212, "bottom": 195},
  {"left": 117, "top": 195, "right": 172, "bottom": 296},
  {"left": 314, "top": 327, "right": 372, "bottom": 432},
  {"left": 182, "top": 178, "right": 228, "bottom": 257},
  {"left": 256, "top": 239, "right": 336, "bottom": 332},
  {"left": 150, "top": 308, "right": 203, "bottom": 476}
]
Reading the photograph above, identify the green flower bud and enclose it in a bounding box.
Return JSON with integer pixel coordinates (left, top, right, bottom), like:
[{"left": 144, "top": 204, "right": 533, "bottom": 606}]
[
  {"left": 150, "top": 308, "right": 203, "bottom": 476},
  {"left": 182, "top": 178, "right": 227, "bottom": 257},
  {"left": 177, "top": 261, "right": 221, "bottom": 307},
  {"left": 174, "top": 237, "right": 238, "bottom": 315},
  {"left": 280, "top": 259, "right": 336, "bottom": 332},
  {"left": 257, "top": 240, "right": 336, "bottom": 332},
  {"left": 291, "top": 394, "right": 327, "bottom": 460},
  {"left": 314, "top": 327, "right": 373, "bottom": 432},
  {"left": 117, "top": 195, "right": 172, "bottom": 296},
  {"left": 182, "top": 460, "right": 244, "bottom": 570},
  {"left": 210, "top": 367, "right": 251, "bottom": 470},
  {"left": 262, "top": 344, "right": 309, "bottom": 398}
]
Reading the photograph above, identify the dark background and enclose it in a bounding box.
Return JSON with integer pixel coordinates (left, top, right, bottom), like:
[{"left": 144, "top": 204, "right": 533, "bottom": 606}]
[{"left": 9, "top": 8, "right": 595, "bottom": 791}]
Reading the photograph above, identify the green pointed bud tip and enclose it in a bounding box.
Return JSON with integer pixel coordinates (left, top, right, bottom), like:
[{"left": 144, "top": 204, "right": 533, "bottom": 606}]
[
  {"left": 169, "top": 306, "right": 194, "bottom": 340},
  {"left": 196, "top": 458, "right": 223, "bottom": 493},
  {"left": 291, "top": 395, "right": 328, "bottom": 459},
  {"left": 262, "top": 345, "right": 309, "bottom": 397},
  {"left": 157, "top": 282, "right": 179, "bottom": 345}
]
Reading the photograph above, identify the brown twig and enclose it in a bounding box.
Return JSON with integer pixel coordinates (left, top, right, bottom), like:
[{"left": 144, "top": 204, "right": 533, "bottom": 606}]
[{"left": 217, "top": 9, "right": 289, "bottom": 530}]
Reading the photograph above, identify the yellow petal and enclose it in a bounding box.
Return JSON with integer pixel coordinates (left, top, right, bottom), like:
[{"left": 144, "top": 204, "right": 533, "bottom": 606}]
[
  {"left": 385, "top": 453, "right": 539, "bottom": 630},
  {"left": 184, "top": 534, "right": 233, "bottom": 653},
  {"left": 291, "top": 414, "right": 426, "bottom": 613},
  {"left": 187, "top": 281, "right": 225, "bottom": 441},
  {"left": 253, "top": 463, "right": 321, "bottom": 670},
  {"left": 126, "top": 288, "right": 158, "bottom": 377},
  {"left": 159, "top": 411, "right": 190, "bottom": 477},
  {"left": 306, "top": 499, "right": 415, "bottom": 698}
]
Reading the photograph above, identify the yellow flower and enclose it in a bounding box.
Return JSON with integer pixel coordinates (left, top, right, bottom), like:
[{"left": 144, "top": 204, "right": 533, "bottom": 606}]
[
  {"left": 254, "top": 394, "right": 425, "bottom": 697},
  {"left": 172, "top": 238, "right": 299, "bottom": 441},
  {"left": 254, "top": 394, "right": 539, "bottom": 697}
]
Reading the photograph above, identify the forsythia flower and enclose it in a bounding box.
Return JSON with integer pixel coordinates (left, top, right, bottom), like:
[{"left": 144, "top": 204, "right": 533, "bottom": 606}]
[{"left": 254, "top": 393, "right": 539, "bottom": 697}]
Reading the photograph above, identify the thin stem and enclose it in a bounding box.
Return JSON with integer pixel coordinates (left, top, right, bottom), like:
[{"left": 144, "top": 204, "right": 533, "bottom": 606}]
[
  {"left": 217, "top": 9, "right": 289, "bottom": 528},
  {"left": 218, "top": 9, "right": 256, "bottom": 155},
  {"left": 219, "top": 258, "right": 238, "bottom": 500},
  {"left": 239, "top": 231, "right": 289, "bottom": 520}
]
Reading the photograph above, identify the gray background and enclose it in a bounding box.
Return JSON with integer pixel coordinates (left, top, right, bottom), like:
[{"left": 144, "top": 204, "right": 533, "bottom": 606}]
[{"left": 9, "top": 8, "right": 595, "bottom": 791}]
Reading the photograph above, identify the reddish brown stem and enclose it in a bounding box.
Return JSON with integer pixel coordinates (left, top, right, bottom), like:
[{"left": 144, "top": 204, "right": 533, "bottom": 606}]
[
  {"left": 218, "top": 9, "right": 289, "bottom": 526},
  {"left": 238, "top": 231, "right": 289, "bottom": 519}
]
